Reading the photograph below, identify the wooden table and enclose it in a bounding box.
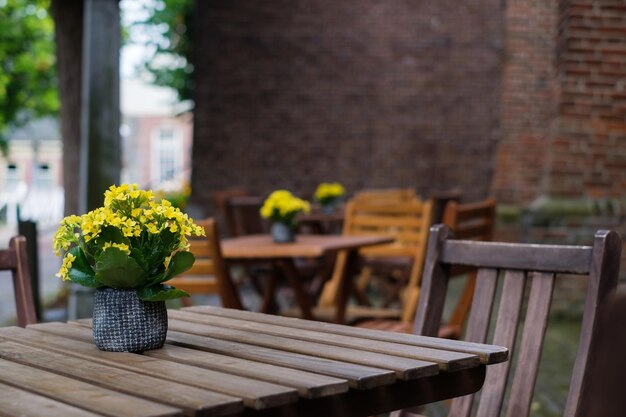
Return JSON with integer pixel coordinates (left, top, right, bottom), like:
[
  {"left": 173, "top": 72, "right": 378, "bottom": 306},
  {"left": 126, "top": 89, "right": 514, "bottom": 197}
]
[
  {"left": 0, "top": 306, "right": 508, "bottom": 417},
  {"left": 221, "top": 234, "right": 393, "bottom": 323}
]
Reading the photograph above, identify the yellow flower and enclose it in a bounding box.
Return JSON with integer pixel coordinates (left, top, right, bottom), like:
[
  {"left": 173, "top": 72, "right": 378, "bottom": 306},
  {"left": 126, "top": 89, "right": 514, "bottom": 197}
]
[
  {"left": 55, "top": 253, "right": 76, "bottom": 281},
  {"left": 314, "top": 182, "right": 345, "bottom": 202},
  {"left": 102, "top": 242, "right": 131, "bottom": 255},
  {"left": 260, "top": 190, "right": 310, "bottom": 222}
]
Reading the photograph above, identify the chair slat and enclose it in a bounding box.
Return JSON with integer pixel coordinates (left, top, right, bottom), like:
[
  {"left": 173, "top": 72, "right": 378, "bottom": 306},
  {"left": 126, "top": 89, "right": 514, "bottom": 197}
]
[
  {"left": 448, "top": 267, "right": 498, "bottom": 417},
  {"left": 504, "top": 272, "right": 555, "bottom": 417},
  {"left": 476, "top": 270, "right": 527, "bottom": 417},
  {"left": 464, "top": 268, "right": 498, "bottom": 344}
]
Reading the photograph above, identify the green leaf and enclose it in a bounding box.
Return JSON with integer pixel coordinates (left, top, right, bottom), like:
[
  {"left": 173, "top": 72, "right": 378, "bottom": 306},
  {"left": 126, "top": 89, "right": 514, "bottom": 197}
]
[
  {"left": 67, "top": 247, "right": 101, "bottom": 288},
  {"left": 137, "top": 284, "right": 190, "bottom": 301},
  {"left": 94, "top": 248, "right": 148, "bottom": 289},
  {"left": 98, "top": 226, "right": 129, "bottom": 245},
  {"left": 150, "top": 250, "right": 195, "bottom": 285}
]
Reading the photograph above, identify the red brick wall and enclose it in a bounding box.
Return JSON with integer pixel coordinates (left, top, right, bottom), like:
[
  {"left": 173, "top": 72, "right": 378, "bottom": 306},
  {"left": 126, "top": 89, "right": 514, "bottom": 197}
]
[
  {"left": 493, "top": 0, "right": 626, "bottom": 204},
  {"left": 492, "top": 0, "right": 560, "bottom": 203},
  {"left": 552, "top": 0, "right": 626, "bottom": 199},
  {"left": 190, "top": 1, "right": 505, "bottom": 213}
]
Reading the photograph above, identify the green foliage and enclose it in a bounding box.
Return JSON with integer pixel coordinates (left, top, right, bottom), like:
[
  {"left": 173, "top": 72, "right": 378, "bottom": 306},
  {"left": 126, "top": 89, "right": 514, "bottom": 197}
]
[
  {"left": 0, "top": 0, "right": 59, "bottom": 153},
  {"left": 133, "top": 0, "right": 195, "bottom": 103}
]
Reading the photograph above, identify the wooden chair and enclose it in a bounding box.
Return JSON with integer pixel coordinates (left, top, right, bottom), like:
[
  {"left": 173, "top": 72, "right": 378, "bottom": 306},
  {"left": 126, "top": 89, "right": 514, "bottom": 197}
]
[
  {"left": 0, "top": 236, "right": 37, "bottom": 326},
  {"left": 577, "top": 289, "right": 626, "bottom": 416},
  {"left": 357, "top": 197, "right": 496, "bottom": 339},
  {"left": 393, "top": 225, "right": 621, "bottom": 417},
  {"left": 166, "top": 218, "right": 244, "bottom": 310},
  {"left": 213, "top": 188, "right": 249, "bottom": 237},
  {"left": 310, "top": 198, "right": 433, "bottom": 323},
  {"left": 223, "top": 195, "right": 268, "bottom": 237}
]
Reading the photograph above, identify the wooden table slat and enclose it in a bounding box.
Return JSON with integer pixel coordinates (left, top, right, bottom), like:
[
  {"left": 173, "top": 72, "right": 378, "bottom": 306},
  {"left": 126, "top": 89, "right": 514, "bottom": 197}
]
[
  {"left": 0, "top": 337, "right": 243, "bottom": 416},
  {"left": 0, "top": 358, "right": 183, "bottom": 417},
  {"left": 0, "top": 327, "right": 297, "bottom": 410},
  {"left": 169, "top": 309, "right": 479, "bottom": 372},
  {"left": 0, "top": 381, "right": 105, "bottom": 417},
  {"left": 168, "top": 318, "right": 440, "bottom": 380},
  {"left": 15, "top": 323, "right": 349, "bottom": 399},
  {"left": 185, "top": 306, "right": 509, "bottom": 364},
  {"left": 30, "top": 322, "right": 396, "bottom": 390},
  {"left": 147, "top": 345, "right": 349, "bottom": 399}
]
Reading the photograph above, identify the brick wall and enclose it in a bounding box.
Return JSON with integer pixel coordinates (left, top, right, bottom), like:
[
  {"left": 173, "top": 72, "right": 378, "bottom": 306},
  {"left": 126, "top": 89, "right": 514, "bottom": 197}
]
[
  {"left": 493, "top": 0, "right": 626, "bottom": 204},
  {"left": 190, "top": 1, "right": 505, "bottom": 213},
  {"left": 552, "top": 0, "right": 626, "bottom": 199},
  {"left": 491, "top": 0, "right": 560, "bottom": 203}
]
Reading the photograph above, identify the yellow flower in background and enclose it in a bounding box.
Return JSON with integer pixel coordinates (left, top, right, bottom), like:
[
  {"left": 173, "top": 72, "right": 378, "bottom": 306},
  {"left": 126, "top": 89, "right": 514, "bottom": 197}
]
[
  {"left": 314, "top": 182, "right": 345, "bottom": 205},
  {"left": 260, "top": 190, "right": 310, "bottom": 225}
]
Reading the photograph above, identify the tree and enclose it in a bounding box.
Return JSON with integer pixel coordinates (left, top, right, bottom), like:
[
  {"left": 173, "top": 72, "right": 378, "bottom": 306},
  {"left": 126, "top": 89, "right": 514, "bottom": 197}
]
[
  {"left": 0, "top": 0, "right": 59, "bottom": 155},
  {"left": 133, "top": 0, "right": 195, "bottom": 104}
]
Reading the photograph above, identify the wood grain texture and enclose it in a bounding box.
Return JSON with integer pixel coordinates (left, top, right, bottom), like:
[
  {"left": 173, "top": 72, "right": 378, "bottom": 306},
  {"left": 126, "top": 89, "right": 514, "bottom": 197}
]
[
  {"left": 168, "top": 318, "right": 439, "bottom": 380},
  {"left": 0, "top": 328, "right": 297, "bottom": 410},
  {"left": 0, "top": 381, "right": 105, "bottom": 417},
  {"left": 0, "top": 339, "right": 243, "bottom": 416},
  {"left": 0, "top": 358, "right": 182, "bottom": 417},
  {"left": 184, "top": 306, "right": 508, "bottom": 365},
  {"left": 169, "top": 309, "right": 479, "bottom": 372},
  {"left": 439, "top": 239, "right": 593, "bottom": 274},
  {"left": 475, "top": 270, "right": 526, "bottom": 417},
  {"left": 29, "top": 321, "right": 396, "bottom": 390}
]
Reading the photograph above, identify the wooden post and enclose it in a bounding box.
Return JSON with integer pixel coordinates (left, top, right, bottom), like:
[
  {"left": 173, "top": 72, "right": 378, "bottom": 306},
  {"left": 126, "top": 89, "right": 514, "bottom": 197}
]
[
  {"left": 79, "top": 0, "right": 121, "bottom": 213},
  {"left": 71, "top": 0, "right": 120, "bottom": 319}
]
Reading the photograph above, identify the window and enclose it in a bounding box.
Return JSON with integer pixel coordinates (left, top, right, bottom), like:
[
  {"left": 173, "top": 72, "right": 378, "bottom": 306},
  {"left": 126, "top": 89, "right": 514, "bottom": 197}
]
[
  {"left": 151, "top": 126, "right": 183, "bottom": 187},
  {"left": 5, "top": 163, "right": 19, "bottom": 189}
]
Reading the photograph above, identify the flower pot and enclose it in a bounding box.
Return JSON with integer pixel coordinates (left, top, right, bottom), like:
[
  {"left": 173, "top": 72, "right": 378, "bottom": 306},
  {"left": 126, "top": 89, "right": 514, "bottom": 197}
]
[
  {"left": 271, "top": 222, "right": 295, "bottom": 243},
  {"left": 321, "top": 202, "right": 337, "bottom": 214},
  {"left": 92, "top": 287, "right": 167, "bottom": 352}
]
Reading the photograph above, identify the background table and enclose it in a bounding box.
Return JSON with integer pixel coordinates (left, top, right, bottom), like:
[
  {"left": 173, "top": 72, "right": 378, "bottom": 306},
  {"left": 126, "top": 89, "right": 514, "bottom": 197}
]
[
  {"left": 221, "top": 234, "right": 394, "bottom": 322},
  {"left": 0, "top": 306, "right": 508, "bottom": 417}
]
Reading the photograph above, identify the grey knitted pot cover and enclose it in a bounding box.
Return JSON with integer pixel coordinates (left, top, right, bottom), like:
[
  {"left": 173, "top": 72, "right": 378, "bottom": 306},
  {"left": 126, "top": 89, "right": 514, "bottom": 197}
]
[{"left": 92, "top": 287, "right": 167, "bottom": 352}]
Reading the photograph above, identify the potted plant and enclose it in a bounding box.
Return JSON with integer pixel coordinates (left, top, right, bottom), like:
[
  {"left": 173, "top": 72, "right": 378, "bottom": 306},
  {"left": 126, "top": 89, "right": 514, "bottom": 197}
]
[
  {"left": 260, "top": 190, "right": 310, "bottom": 243},
  {"left": 53, "top": 183, "right": 205, "bottom": 352},
  {"left": 314, "top": 182, "right": 345, "bottom": 213}
]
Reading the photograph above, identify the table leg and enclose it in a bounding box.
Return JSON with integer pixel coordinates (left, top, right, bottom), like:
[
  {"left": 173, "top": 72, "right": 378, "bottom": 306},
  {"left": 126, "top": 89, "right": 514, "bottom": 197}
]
[
  {"left": 277, "top": 258, "right": 315, "bottom": 320},
  {"left": 334, "top": 249, "right": 360, "bottom": 324}
]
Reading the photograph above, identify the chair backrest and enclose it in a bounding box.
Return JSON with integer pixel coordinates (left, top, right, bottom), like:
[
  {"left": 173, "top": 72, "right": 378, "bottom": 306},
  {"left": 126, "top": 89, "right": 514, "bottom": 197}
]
[
  {"left": 353, "top": 188, "right": 417, "bottom": 204},
  {"left": 318, "top": 198, "right": 433, "bottom": 318},
  {"left": 167, "top": 218, "right": 244, "bottom": 310},
  {"left": 224, "top": 196, "right": 268, "bottom": 237},
  {"left": 213, "top": 188, "right": 249, "bottom": 237},
  {"left": 0, "top": 236, "right": 36, "bottom": 326},
  {"left": 441, "top": 197, "right": 496, "bottom": 338},
  {"left": 413, "top": 225, "right": 621, "bottom": 417}
]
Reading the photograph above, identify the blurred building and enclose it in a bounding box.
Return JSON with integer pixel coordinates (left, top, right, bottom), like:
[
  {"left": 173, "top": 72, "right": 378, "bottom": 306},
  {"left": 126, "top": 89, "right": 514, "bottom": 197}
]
[
  {"left": 120, "top": 77, "right": 193, "bottom": 192},
  {"left": 0, "top": 118, "right": 63, "bottom": 226},
  {"left": 0, "top": 78, "right": 192, "bottom": 227}
]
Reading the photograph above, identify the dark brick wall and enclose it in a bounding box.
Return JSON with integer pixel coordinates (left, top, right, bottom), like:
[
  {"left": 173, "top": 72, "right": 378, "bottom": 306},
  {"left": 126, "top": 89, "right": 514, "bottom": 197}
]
[{"left": 190, "top": 0, "right": 505, "bottom": 213}]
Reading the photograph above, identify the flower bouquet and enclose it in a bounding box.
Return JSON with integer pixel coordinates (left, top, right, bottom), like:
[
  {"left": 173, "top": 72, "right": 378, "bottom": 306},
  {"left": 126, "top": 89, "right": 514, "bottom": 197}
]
[
  {"left": 260, "top": 190, "right": 310, "bottom": 242},
  {"left": 314, "top": 182, "right": 345, "bottom": 213},
  {"left": 53, "top": 183, "right": 205, "bottom": 352}
]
